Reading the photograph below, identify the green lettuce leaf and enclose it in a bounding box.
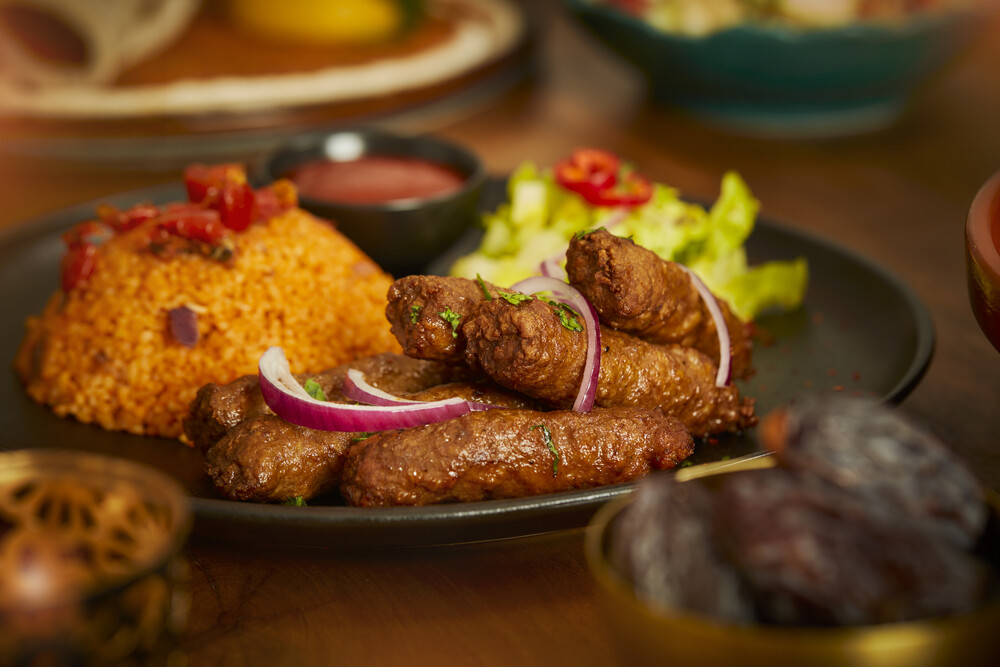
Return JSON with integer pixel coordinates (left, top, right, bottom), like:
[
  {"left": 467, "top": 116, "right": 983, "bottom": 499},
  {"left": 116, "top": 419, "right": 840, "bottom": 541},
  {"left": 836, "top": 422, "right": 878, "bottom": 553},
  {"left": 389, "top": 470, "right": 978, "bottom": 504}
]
[{"left": 448, "top": 163, "right": 807, "bottom": 321}]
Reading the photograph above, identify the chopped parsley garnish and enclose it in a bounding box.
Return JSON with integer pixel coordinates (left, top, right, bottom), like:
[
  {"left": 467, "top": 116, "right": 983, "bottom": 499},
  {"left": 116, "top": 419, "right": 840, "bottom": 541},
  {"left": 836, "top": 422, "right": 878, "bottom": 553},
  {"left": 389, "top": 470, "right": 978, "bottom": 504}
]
[
  {"left": 284, "top": 496, "right": 306, "bottom": 507},
  {"left": 303, "top": 378, "right": 327, "bottom": 401},
  {"left": 439, "top": 307, "right": 461, "bottom": 338},
  {"left": 477, "top": 274, "right": 493, "bottom": 301},
  {"left": 573, "top": 226, "right": 606, "bottom": 241},
  {"left": 350, "top": 431, "right": 381, "bottom": 443},
  {"left": 410, "top": 304, "right": 422, "bottom": 323},
  {"left": 498, "top": 290, "right": 533, "bottom": 306},
  {"left": 554, "top": 303, "right": 584, "bottom": 332},
  {"left": 531, "top": 424, "right": 559, "bottom": 477}
]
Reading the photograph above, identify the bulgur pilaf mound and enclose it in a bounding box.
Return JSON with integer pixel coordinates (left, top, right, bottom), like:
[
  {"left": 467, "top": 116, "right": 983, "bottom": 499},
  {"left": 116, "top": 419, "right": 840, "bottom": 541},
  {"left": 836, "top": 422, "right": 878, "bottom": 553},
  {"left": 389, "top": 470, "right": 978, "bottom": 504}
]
[{"left": 14, "top": 201, "right": 400, "bottom": 439}]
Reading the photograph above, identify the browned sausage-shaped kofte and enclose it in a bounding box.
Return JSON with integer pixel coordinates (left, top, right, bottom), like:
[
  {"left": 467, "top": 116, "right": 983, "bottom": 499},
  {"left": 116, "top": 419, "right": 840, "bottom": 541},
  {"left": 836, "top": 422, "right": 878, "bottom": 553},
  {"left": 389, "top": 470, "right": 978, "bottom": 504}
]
[
  {"left": 205, "top": 380, "right": 540, "bottom": 503},
  {"left": 463, "top": 297, "right": 756, "bottom": 437},
  {"left": 565, "top": 228, "right": 754, "bottom": 380},
  {"left": 386, "top": 276, "right": 756, "bottom": 437},
  {"left": 184, "top": 352, "right": 474, "bottom": 451},
  {"left": 341, "top": 406, "right": 694, "bottom": 507},
  {"left": 385, "top": 275, "right": 502, "bottom": 365}
]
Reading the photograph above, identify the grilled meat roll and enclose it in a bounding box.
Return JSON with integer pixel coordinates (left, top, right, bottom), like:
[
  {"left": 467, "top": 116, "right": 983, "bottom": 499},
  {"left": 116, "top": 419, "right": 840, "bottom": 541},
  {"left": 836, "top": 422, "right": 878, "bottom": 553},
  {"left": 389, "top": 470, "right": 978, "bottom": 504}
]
[
  {"left": 565, "top": 228, "right": 754, "bottom": 379},
  {"left": 463, "top": 297, "right": 756, "bottom": 437},
  {"left": 184, "top": 352, "right": 472, "bottom": 450},
  {"left": 385, "top": 275, "right": 501, "bottom": 365},
  {"left": 341, "top": 406, "right": 694, "bottom": 507},
  {"left": 204, "top": 380, "right": 541, "bottom": 503}
]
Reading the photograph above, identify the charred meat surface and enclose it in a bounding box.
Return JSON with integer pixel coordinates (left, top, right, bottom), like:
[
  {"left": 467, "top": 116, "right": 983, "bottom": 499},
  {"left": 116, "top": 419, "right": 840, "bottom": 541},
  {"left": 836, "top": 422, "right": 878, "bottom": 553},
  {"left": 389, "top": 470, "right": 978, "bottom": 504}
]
[
  {"left": 205, "top": 414, "right": 357, "bottom": 503},
  {"left": 341, "top": 406, "right": 694, "bottom": 507},
  {"left": 203, "top": 380, "right": 536, "bottom": 503},
  {"left": 184, "top": 353, "right": 472, "bottom": 450},
  {"left": 462, "top": 296, "right": 756, "bottom": 437},
  {"left": 385, "top": 275, "right": 501, "bottom": 364},
  {"left": 566, "top": 228, "right": 754, "bottom": 379}
]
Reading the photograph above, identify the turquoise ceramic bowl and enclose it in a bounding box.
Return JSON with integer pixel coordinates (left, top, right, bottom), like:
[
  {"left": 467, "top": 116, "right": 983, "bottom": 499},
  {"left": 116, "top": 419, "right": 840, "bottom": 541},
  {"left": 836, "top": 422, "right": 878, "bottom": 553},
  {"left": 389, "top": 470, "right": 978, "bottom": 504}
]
[{"left": 564, "top": 0, "right": 992, "bottom": 137}]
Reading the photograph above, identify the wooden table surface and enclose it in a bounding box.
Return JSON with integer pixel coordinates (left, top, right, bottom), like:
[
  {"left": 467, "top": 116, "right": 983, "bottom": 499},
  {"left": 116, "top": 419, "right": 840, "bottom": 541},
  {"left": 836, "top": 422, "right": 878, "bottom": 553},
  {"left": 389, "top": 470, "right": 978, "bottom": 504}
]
[{"left": 2, "top": 2, "right": 1000, "bottom": 665}]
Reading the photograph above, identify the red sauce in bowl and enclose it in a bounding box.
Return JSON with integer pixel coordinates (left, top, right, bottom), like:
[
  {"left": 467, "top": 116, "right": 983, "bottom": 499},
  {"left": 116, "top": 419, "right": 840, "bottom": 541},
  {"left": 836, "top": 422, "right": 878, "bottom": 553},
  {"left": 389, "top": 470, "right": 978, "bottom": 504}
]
[{"left": 290, "top": 157, "right": 466, "bottom": 205}]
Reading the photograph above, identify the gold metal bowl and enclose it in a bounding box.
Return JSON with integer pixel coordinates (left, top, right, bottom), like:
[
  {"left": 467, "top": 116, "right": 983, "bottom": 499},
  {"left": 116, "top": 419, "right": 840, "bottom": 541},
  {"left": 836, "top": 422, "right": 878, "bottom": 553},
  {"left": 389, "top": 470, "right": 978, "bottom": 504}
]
[
  {"left": 585, "top": 475, "right": 1000, "bottom": 667},
  {"left": 0, "top": 449, "right": 192, "bottom": 665}
]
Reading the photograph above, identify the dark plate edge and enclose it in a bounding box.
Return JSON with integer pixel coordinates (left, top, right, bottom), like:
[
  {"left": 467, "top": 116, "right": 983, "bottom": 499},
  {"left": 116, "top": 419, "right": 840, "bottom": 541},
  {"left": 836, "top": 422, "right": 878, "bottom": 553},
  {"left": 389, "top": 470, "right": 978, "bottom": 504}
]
[{"left": 0, "top": 180, "right": 936, "bottom": 548}]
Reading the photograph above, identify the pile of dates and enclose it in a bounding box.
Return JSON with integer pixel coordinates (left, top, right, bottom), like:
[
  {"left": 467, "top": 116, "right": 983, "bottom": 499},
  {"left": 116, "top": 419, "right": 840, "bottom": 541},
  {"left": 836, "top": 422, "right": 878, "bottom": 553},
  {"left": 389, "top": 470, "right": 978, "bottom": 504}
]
[{"left": 610, "top": 396, "right": 997, "bottom": 626}]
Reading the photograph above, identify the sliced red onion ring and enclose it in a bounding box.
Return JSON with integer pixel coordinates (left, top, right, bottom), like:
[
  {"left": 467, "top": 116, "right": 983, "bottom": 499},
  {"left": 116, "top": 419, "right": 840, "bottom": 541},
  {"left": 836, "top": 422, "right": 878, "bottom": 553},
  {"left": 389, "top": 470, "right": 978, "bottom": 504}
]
[
  {"left": 510, "top": 276, "right": 601, "bottom": 412},
  {"left": 342, "top": 369, "right": 422, "bottom": 406},
  {"left": 341, "top": 369, "right": 498, "bottom": 412},
  {"left": 258, "top": 347, "right": 472, "bottom": 431},
  {"left": 680, "top": 266, "right": 732, "bottom": 387},
  {"left": 539, "top": 258, "right": 565, "bottom": 280}
]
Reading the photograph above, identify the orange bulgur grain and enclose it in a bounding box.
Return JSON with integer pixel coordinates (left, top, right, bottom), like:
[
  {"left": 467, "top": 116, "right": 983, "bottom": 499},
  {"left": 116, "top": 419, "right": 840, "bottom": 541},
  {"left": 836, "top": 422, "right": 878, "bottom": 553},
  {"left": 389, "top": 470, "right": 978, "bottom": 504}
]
[{"left": 14, "top": 207, "right": 401, "bottom": 439}]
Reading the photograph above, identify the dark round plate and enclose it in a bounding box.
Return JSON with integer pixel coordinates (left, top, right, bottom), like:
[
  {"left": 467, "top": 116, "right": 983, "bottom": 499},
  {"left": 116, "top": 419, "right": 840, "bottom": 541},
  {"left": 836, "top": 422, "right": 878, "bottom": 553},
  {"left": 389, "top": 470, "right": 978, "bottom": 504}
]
[{"left": 0, "top": 179, "right": 933, "bottom": 548}]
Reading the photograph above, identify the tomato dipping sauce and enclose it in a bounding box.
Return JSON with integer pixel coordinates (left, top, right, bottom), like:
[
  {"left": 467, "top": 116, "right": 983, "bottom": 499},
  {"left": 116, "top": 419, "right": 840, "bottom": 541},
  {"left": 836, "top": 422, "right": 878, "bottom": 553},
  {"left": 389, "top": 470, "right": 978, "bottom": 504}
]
[{"left": 289, "top": 156, "right": 467, "bottom": 205}]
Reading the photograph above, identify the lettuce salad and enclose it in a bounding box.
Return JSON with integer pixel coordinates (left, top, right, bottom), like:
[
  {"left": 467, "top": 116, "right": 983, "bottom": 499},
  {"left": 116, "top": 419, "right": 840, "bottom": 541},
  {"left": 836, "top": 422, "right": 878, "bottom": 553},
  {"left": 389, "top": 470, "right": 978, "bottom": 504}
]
[{"left": 447, "top": 160, "right": 808, "bottom": 321}]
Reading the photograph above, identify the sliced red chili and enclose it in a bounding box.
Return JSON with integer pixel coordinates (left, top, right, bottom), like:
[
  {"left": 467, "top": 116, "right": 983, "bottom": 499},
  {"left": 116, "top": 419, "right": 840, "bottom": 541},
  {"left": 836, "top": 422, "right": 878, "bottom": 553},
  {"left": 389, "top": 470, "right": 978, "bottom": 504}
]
[
  {"left": 60, "top": 243, "right": 98, "bottom": 292},
  {"left": 183, "top": 163, "right": 257, "bottom": 231},
  {"left": 96, "top": 203, "right": 160, "bottom": 233},
  {"left": 553, "top": 148, "right": 652, "bottom": 208},
  {"left": 156, "top": 207, "right": 229, "bottom": 245},
  {"left": 254, "top": 179, "right": 299, "bottom": 221},
  {"left": 584, "top": 171, "right": 653, "bottom": 207},
  {"left": 554, "top": 148, "right": 620, "bottom": 197}
]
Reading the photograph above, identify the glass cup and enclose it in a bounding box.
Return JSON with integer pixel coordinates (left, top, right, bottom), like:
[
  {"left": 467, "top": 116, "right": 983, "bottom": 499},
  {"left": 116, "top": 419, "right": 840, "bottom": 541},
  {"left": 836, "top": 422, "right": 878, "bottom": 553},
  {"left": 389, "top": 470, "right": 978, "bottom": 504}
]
[{"left": 0, "top": 449, "right": 191, "bottom": 665}]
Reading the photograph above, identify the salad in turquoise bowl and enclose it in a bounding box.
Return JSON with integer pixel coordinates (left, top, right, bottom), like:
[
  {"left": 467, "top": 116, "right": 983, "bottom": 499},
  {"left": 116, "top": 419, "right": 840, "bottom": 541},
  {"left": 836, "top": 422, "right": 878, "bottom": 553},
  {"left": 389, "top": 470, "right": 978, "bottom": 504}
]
[{"left": 564, "top": 0, "right": 996, "bottom": 137}]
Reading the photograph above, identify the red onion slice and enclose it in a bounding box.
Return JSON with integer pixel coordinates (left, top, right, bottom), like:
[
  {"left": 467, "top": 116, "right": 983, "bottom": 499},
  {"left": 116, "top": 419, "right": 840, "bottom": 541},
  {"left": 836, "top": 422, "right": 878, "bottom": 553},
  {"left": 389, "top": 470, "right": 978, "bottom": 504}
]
[
  {"left": 510, "top": 276, "right": 601, "bottom": 412},
  {"left": 342, "top": 369, "right": 499, "bottom": 412},
  {"left": 539, "top": 258, "right": 565, "bottom": 280},
  {"left": 680, "top": 266, "right": 732, "bottom": 387},
  {"left": 259, "top": 347, "right": 472, "bottom": 431},
  {"left": 342, "top": 369, "right": 423, "bottom": 406}
]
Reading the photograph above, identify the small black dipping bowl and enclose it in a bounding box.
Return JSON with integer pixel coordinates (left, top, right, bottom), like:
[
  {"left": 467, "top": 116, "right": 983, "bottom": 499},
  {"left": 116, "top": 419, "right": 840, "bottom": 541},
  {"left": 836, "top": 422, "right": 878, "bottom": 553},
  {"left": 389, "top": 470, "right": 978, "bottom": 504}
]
[{"left": 262, "top": 129, "right": 486, "bottom": 277}]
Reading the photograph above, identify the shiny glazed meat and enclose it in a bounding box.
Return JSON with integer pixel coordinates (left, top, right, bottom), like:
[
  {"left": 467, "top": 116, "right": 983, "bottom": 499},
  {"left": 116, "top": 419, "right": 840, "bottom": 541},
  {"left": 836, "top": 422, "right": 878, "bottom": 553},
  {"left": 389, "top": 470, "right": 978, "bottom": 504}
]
[
  {"left": 184, "top": 352, "right": 472, "bottom": 450},
  {"left": 462, "top": 297, "right": 756, "bottom": 437},
  {"left": 205, "top": 415, "right": 356, "bottom": 502},
  {"left": 565, "top": 228, "right": 754, "bottom": 379},
  {"left": 204, "top": 380, "right": 541, "bottom": 503},
  {"left": 385, "top": 275, "right": 500, "bottom": 364},
  {"left": 340, "top": 406, "right": 694, "bottom": 507}
]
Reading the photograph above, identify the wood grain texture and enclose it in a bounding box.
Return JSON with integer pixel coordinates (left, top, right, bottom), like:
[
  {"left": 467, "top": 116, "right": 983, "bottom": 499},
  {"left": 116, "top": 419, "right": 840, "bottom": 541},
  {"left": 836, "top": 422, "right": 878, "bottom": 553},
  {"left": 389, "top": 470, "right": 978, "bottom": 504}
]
[{"left": 1, "top": 1, "right": 999, "bottom": 664}]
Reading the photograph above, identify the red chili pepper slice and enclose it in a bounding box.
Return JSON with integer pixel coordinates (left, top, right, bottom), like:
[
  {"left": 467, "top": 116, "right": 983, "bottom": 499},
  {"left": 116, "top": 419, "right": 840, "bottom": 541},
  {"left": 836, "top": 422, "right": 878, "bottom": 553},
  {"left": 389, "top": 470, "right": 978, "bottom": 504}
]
[
  {"left": 156, "top": 207, "right": 229, "bottom": 245},
  {"left": 61, "top": 243, "right": 98, "bottom": 292},
  {"left": 584, "top": 171, "right": 653, "bottom": 207},
  {"left": 183, "top": 163, "right": 257, "bottom": 231},
  {"left": 553, "top": 148, "right": 652, "bottom": 208},
  {"left": 554, "top": 148, "right": 620, "bottom": 197},
  {"left": 254, "top": 179, "right": 299, "bottom": 221},
  {"left": 96, "top": 203, "right": 160, "bottom": 233}
]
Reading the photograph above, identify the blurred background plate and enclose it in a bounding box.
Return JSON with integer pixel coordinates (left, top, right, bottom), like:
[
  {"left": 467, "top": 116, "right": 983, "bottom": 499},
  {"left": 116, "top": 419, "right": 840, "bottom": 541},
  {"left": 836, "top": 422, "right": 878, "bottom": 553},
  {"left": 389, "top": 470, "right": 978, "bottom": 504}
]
[
  {"left": 0, "top": 0, "right": 534, "bottom": 167},
  {"left": 563, "top": 0, "right": 995, "bottom": 138}
]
